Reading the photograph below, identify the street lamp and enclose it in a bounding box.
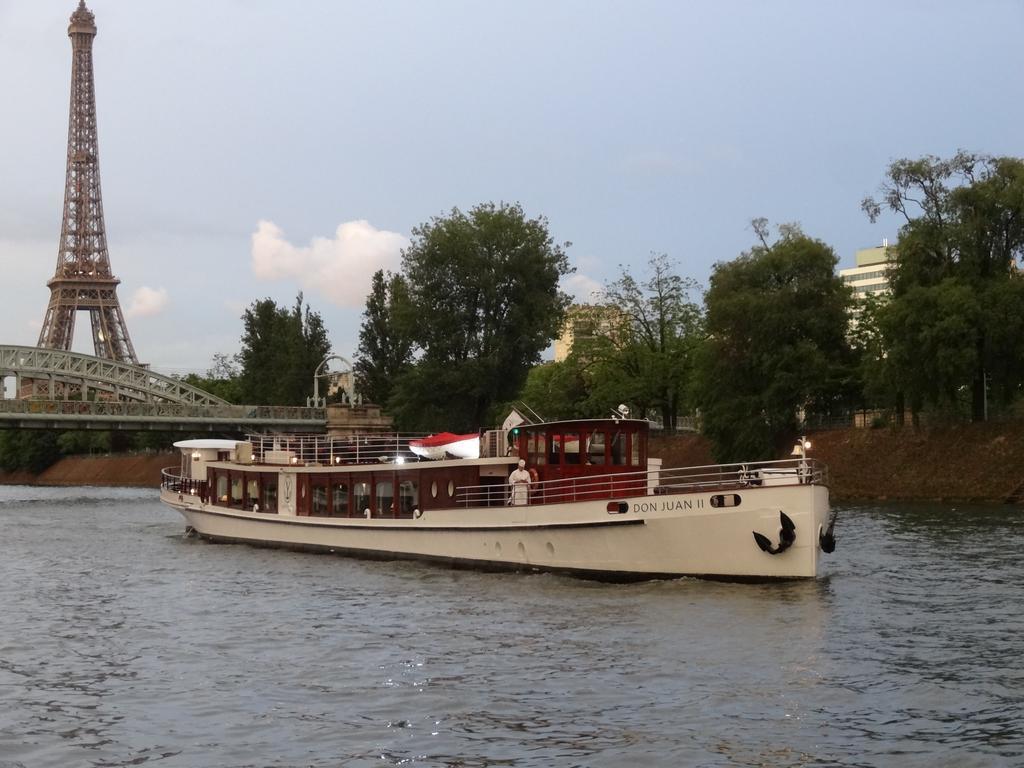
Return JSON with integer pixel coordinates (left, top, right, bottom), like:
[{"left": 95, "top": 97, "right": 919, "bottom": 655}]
[{"left": 310, "top": 354, "right": 353, "bottom": 407}]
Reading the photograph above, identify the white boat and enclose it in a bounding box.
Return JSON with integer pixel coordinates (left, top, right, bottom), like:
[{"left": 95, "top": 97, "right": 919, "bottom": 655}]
[{"left": 159, "top": 419, "right": 836, "bottom": 581}]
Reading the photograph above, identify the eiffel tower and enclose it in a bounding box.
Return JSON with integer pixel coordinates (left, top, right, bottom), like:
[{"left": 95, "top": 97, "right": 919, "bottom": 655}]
[{"left": 37, "top": 1, "right": 139, "bottom": 364}]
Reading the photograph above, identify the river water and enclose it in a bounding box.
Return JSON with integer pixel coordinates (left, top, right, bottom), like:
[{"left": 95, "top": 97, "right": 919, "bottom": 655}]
[{"left": 0, "top": 486, "right": 1021, "bottom": 768}]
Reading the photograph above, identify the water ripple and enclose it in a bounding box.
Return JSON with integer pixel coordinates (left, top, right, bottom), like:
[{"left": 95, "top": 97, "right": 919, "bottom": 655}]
[{"left": 0, "top": 488, "right": 1022, "bottom": 766}]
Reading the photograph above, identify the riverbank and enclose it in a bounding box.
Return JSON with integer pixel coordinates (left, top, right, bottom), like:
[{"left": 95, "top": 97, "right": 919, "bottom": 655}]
[
  {"left": 0, "top": 452, "right": 175, "bottom": 488},
  {"left": 2, "top": 421, "right": 1023, "bottom": 502},
  {"left": 655, "top": 419, "right": 1024, "bottom": 503}
]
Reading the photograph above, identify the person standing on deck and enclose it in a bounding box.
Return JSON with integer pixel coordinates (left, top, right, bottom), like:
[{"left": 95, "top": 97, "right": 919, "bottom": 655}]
[{"left": 508, "top": 459, "right": 532, "bottom": 506}]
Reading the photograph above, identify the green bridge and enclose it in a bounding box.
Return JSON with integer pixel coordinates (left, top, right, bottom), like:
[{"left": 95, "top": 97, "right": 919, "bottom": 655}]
[{"left": 0, "top": 345, "right": 326, "bottom": 432}]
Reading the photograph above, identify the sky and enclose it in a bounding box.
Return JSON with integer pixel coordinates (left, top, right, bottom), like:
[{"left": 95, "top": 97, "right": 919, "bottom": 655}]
[{"left": 0, "top": 0, "right": 1021, "bottom": 376}]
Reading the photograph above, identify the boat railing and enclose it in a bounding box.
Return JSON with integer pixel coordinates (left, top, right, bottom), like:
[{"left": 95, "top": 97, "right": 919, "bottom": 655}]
[
  {"left": 161, "top": 467, "right": 207, "bottom": 498},
  {"left": 243, "top": 430, "right": 513, "bottom": 465},
  {"left": 455, "top": 457, "right": 828, "bottom": 507},
  {"left": 244, "top": 432, "right": 429, "bottom": 465}
]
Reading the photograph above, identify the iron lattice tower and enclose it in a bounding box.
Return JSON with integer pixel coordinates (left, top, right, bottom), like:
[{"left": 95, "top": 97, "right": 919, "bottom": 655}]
[{"left": 37, "top": 1, "right": 138, "bottom": 364}]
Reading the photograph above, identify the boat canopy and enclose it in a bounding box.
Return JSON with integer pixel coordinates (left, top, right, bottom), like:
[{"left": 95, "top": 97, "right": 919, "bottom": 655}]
[{"left": 173, "top": 438, "right": 244, "bottom": 450}]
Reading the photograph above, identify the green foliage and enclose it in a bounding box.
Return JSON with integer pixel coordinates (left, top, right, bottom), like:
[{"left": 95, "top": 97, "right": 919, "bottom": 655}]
[
  {"left": 57, "top": 430, "right": 112, "bottom": 455},
  {"left": 512, "top": 360, "right": 591, "bottom": 421},
  {"left": 237, "top": 293, "right": 332, "bottom": 406},
  {"left": 354, "top": 270, "right": 414, "bottom": 406},
  {"left": 694, "top": 223, "right": 852, "bottom": 462},
  {"left": 862, "top": 152, "right": 1024, "bottom": 420},
  {"left": 385, "top": 202, "right": 573, "bottom": 431},
  {"left": 0, "top": 430, "right": 61, "bottom": 474},
  {"left": 584, "top": 254, "right": 704, "bottom": 431}
]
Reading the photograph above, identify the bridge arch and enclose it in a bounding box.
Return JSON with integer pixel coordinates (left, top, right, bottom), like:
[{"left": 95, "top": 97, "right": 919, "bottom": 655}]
[{"left": 0, "top": 345, "right": 229, "bottom": 406}]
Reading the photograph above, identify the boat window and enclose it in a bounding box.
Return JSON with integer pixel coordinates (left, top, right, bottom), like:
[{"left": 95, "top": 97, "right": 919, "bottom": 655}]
[
  {"left": 631, "top": 432, "right": 641, "bottom": 466},
  {"left": 534, "top": 433, "right": 546, "bottom": 466},
  {"left": 216, "top": 474, "right": 228, "bottom": 504},
  {"left": 263, "top": 481, "right": 277, "bottom": 513},
  {"left": 399, "top": 480, "right": 418, "bottom": 517},
  {"left": 564, "top": 432, "right": 581, "bottom": 465},
  {"left": 447, "top": 480, "right": 455, "bottom": 497},
  {"left": 430, "top": 480, "right": 438, "bottom": 499},
  {"left": 312, "top": 484, "right": 328, "bottom": 516},
  {"left": 376, "top": 481, "right": 395, "bottom": 517},
  {"left": 230, "top": 476, "right": 244, "bottom": 508},
  {"left": 246, "top": 478, "right": 259, "bottom": 506},
  {"left": 549, "top": 434, "right": 562, "bottom": 465},
  {"left": 587, "top": 431, "right": 606, "bottom": 465},
  {"left": 354, "top": 481, "right": 371, "bottom": 516},
  {"left": 332, "top": 482, "right": 349, "bottom": 517},
  {"left": 610, "top": 432, "right": 626, "bottom": 465}
]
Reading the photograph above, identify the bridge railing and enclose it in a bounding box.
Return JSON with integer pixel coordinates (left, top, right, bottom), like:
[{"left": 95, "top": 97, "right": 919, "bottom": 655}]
[{"left": 0, "top": 398, "right": 325, "bottom": 423}]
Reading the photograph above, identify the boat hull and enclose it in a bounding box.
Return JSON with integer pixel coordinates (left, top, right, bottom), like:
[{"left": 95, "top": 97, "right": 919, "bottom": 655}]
[{"left": 162, "top": 483, "right": 829, "bottom": 580}]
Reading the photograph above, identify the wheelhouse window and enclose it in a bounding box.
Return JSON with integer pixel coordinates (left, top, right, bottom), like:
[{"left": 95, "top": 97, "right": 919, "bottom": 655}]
[
  {"left": 587, "top": 432, "right": 606, "bottom": 465},
  {"left": 563, "top": 432, "right": 581, "bottom": 465},
  {"left": 247, "top": 478, "right": 260, "bottom": 508},
  {"left": 216, "top": 474, "right": 228, "bottom": 504},
  {"left": 610, "top": 431, "right": 626, "bottom": 465},
  {"left": 549, "top": 434, "right": 562, "bottom": 465},
  {"left": 631, "top": 432, "right": 641, "bottom": 466},
  {"left": 230, "top": 476, "right": 244, "bottom": 508},
  {"left": 533, "top": 432, "right": 546, "bottom": 466}
]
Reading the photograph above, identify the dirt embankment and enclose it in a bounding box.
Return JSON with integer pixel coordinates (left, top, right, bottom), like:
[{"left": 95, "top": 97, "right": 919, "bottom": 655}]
[
  {"left": 3, "top": 423, "right": 1023, "bottom": 502},
  {"left": 0, "top": 453, "right": 176, "bottom": 488},
  {"left": 654, "top": 421, "right": 1024, "bottom": 503}
]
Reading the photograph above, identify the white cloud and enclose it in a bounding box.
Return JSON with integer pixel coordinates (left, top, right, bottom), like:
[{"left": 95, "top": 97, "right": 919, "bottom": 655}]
[
  {"left": 125, "top": 286, "right": 170, "bottom": 318},
  {"left": 564, "top": 273, "right": 604, "bottom": 303},
  {"left": 251, "top": 219, "right": 409, "bottom": 307}
]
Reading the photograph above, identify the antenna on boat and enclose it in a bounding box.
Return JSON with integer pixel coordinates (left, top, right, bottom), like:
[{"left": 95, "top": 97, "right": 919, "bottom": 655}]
[{"left": 512, "top": 401, "right": 545, "bottom": 424}]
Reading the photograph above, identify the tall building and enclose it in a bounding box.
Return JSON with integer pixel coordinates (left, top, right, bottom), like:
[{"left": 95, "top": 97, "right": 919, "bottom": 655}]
[
  {"left": 37, "top": 1, "right": 139, "bottom": 364},
  {"left": 553, "top": 304, "right": 624, "bottom": 362},
  {"left": 840, "top": 241, "right": 896, "bottom": 304}
]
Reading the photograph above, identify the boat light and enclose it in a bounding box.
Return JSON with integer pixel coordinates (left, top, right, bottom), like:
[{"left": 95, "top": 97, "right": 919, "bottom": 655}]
[
  {"left": 290, "top": 456, "right": 298, "bottom": 465},
  {"left": 191, "top": 451, "right": 202, "bottom": 460},
  {"left": 396, "top": 456, "right": 406, "bottom": 465},
  {"left": 803, "top": 440, "right": 812, "bottom": 451},
  {"left": 334, "top": 456, "right": 342, "bottom": 465}
]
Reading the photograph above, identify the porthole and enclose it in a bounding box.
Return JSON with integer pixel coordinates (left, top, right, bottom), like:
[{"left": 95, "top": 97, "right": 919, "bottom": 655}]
[
  {"left": 710, "top": 494, "right": 741, "bottom": 508},
  {"left": 431, "top": 481, "right": 438, "bottom": 499},
  {"left": 447, "top": 480, "right": 455, "bottom": 497}
]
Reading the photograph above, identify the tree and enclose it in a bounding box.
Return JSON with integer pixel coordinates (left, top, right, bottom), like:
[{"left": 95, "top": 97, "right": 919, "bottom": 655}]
[
  {"left": 586, "top": 254, "right": 704, "bottom": 432},
  {"left": 387, "top": 202, "right": 573, "bottom": 430},
  {"left": 181, "top": 353, "right": 243, "bottom": 403},
  {"left": 863, "top": 152, "right": 1024, "bottom": 421},
  {"left": 237, "top": 293, "right": 332, "bottom": 406},
  {"left": 0, "top": 430, "right": 61, "bottom": 474},
  {"left": 694, "top": 223, "right": 852, "bottom": 462},
  {"left": 354, "top": 270, "right": 414, "bottom": 406}
]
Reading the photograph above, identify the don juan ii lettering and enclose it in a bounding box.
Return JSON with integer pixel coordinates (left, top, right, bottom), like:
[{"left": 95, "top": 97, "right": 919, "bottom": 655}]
[{"left": 633, "top": 499, "right": 706, "bottom": 513}]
